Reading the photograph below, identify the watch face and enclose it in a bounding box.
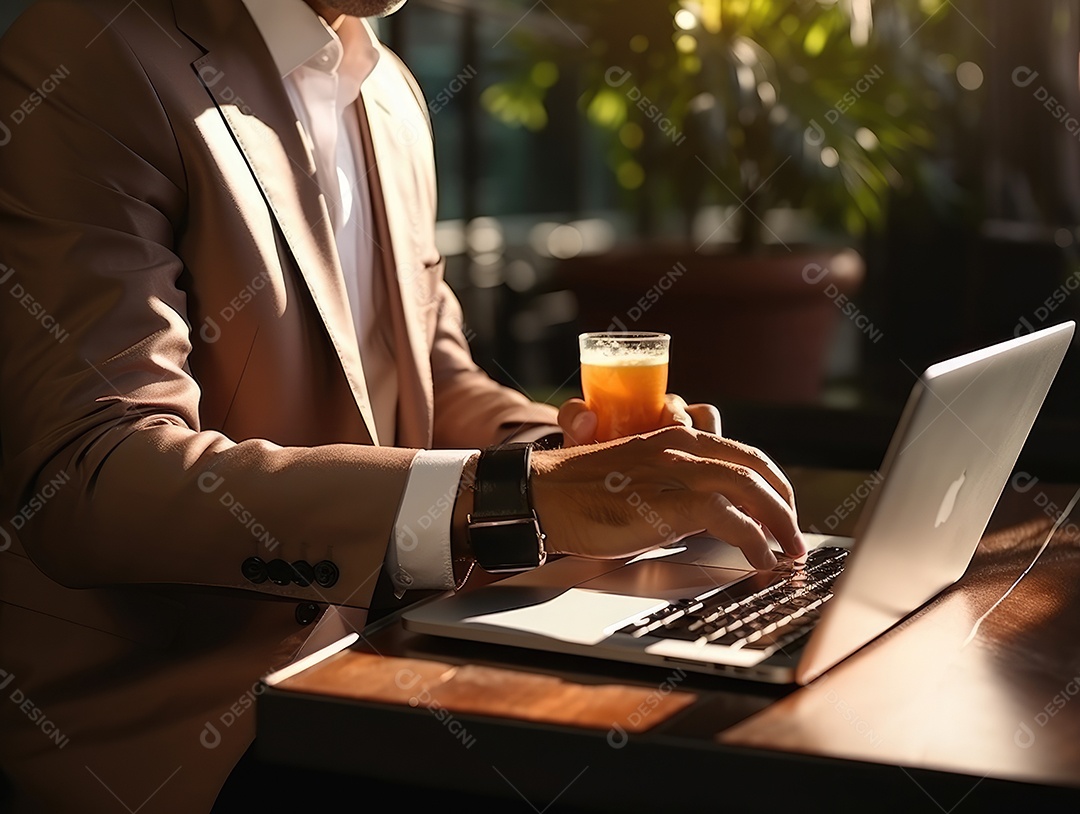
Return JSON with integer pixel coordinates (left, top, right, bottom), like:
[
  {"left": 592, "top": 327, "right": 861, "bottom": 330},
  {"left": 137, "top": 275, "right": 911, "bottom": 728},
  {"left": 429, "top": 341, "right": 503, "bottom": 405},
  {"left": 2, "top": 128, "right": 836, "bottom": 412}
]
[{"left": 467, "top": 515, "right": 546, "bottom": 573}]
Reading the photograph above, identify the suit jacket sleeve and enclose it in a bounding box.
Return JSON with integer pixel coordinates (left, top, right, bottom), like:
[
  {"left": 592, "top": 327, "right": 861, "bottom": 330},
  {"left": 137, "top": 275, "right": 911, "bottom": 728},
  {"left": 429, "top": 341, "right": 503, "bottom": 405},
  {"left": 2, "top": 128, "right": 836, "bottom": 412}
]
[{"left": 428, "top": 284, "right": 560, "bottom": 448}]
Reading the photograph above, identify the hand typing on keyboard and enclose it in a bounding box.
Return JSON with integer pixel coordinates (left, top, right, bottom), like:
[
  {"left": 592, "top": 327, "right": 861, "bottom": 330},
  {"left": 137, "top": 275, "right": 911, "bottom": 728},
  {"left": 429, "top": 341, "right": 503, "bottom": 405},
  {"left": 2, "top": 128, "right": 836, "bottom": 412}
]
[{"left": 531, "top": 425, "right": 807, "bottom": 570}]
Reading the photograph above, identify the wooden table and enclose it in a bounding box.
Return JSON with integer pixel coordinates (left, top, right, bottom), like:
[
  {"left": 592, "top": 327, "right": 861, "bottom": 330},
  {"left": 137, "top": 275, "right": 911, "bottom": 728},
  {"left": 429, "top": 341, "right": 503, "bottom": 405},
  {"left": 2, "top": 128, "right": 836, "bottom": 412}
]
[{"left": 255, "top": 469, "right": 1080, "bottom": 811}]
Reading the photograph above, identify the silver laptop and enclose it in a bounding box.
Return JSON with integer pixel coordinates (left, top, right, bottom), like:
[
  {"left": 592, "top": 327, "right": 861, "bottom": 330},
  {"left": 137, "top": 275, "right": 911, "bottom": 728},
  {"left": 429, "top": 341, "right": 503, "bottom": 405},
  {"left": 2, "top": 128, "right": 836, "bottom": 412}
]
[{"left": 403, "top": 322, "right": 1074, "bottom": 685}]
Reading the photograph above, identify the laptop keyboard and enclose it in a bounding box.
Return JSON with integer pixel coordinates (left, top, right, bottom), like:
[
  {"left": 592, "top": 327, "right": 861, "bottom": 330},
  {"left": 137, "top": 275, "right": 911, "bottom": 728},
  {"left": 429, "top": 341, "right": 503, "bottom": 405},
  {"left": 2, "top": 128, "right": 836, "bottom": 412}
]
[{"left": 616, "top": 546, "right": 849, "bottom": 659}]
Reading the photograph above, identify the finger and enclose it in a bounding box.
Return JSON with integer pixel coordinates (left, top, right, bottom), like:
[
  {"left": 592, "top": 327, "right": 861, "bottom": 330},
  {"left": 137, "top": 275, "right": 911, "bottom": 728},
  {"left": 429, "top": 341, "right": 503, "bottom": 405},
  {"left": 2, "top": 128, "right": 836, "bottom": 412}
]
[
  {"left": 673, "top": 491, "right": 777, "bottom": 569},
  {"left": 686, "top": 403, "right": 721, "bottom": 435},
  {"left": 660, "top": 395, "right": 722, "bottom": 435},
  {"left": 706, "top": 460, "right": 803, "bottom": 557},
  {"left": 711, "top": 494, "right": 778, "bottom": 569},
  {"left": 660, "top": 394, "right": 692, "bottom": 428},
  {"left": 653, "top": 449, "right": 804, "bottom": 557},
  {"left": 557, "top": 398, "right": 598, "bottom": 446},
  {"left": 755, "top": 518, "right": 808, "bottom": 566},
  {"left": 646, "top": 427, "right": 798, "bottom": 512}
]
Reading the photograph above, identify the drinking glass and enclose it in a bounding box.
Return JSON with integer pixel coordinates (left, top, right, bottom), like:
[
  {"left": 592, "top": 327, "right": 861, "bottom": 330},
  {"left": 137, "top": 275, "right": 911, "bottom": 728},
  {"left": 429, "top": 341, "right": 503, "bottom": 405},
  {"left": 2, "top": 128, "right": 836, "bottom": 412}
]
[{"left": 578, "top": 331, "right": 670, "bottom": 442}]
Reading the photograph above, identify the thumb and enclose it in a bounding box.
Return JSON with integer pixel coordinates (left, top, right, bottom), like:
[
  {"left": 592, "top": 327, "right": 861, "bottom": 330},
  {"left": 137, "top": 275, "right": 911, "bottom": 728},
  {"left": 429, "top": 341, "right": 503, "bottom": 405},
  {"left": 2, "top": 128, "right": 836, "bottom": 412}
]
[{"left": 558, "top": 398, "right": 598, "bottom": 446}]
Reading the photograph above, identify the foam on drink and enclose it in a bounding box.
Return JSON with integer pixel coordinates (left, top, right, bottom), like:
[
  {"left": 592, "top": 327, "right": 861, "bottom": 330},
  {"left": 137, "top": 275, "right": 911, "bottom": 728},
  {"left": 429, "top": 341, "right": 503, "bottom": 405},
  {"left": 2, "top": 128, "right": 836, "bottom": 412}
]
[{"left": 579, "top": 344, "right": 668, "bottom": 367}]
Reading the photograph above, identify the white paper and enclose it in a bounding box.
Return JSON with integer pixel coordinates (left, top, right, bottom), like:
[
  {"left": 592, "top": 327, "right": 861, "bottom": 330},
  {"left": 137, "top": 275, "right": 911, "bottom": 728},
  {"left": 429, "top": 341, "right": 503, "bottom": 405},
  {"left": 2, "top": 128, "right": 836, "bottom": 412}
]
[{"left": 464, "top": 588, "right": 669, "bottom": 646}]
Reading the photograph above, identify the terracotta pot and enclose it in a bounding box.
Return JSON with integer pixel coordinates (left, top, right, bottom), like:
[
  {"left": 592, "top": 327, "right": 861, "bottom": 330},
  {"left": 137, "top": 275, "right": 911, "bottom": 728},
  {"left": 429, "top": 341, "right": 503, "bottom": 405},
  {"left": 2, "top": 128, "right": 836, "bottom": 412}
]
[{"left": 552, "top": 244, "right": 866, "bottom": 404}]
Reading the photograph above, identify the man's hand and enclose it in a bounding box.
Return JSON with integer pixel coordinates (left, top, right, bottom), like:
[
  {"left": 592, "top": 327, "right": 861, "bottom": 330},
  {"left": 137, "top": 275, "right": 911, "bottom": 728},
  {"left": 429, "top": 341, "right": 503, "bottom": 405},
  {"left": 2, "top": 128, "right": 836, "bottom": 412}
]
[
  {"left": 558, "top": 395, "right": 722, "bottom": 446},
  {"left": 530, "top": 426, "right": 804, "bottom": 570}
]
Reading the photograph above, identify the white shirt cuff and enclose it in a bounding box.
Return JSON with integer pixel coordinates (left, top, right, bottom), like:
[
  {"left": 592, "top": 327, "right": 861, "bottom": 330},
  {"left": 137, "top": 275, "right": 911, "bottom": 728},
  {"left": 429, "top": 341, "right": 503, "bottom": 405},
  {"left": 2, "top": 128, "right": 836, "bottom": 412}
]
[{"left": 386, "top": 449, "right": 478, "bottom": 595}]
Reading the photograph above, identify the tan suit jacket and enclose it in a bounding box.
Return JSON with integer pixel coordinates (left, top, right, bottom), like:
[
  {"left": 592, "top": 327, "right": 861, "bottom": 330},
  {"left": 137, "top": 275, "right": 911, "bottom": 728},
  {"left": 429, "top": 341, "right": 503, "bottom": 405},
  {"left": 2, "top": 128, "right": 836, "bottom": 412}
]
[{"left": 0, "top": 0, "right": 558, "bottom": 810}]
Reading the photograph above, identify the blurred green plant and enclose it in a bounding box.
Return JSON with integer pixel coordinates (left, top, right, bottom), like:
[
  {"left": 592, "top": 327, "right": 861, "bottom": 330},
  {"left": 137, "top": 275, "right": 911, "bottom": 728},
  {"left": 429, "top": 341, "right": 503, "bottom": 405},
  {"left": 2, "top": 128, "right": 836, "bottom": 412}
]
[{"left": 481, "top": 0, "right": 966, "bottom": 250}]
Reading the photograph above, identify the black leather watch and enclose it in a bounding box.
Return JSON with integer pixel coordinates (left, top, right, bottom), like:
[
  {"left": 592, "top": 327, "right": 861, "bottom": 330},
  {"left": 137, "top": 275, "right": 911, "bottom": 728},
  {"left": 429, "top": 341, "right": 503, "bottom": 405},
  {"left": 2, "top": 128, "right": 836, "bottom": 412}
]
[{"left": 467, "top": 443, "right": 547, "bottom": 573}]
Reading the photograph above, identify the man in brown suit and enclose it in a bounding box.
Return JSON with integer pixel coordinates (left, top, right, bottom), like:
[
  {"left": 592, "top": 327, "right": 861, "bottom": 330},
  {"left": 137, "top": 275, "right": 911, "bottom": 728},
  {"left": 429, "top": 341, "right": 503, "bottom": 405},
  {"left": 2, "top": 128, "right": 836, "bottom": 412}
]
[{"left": 0, "top": 0, "right": 804, "bottom": 810}]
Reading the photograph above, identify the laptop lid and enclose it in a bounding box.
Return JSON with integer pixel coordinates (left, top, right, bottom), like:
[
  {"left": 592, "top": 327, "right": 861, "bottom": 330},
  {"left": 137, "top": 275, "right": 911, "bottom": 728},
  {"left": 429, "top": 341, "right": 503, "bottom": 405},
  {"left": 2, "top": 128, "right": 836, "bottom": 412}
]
[{"left": 795, "top": 320, "right": 1074, "bottom": 683}]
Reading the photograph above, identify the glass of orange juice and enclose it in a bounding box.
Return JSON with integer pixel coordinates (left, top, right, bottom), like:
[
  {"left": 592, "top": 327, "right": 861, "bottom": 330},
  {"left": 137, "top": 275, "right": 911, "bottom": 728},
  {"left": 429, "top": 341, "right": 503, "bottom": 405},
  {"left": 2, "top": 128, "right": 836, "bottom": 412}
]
[{"left": 579, "top": 331, "right": 670, "bottom": 441}]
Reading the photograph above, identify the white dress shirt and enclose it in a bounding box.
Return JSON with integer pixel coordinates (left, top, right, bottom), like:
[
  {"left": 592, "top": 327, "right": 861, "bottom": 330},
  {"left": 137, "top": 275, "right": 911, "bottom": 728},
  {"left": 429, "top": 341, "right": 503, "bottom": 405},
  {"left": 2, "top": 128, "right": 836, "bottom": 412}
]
[{"left": 240, "top": 0, "right": 475, "bottom": 594}]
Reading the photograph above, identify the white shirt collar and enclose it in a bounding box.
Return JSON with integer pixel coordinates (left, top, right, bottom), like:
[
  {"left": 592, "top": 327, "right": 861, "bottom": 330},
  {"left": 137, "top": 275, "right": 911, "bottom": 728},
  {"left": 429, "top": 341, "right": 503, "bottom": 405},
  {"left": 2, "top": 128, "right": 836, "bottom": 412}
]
[{"left": 239, "top": 0, "right": 380, "bottom": 83}]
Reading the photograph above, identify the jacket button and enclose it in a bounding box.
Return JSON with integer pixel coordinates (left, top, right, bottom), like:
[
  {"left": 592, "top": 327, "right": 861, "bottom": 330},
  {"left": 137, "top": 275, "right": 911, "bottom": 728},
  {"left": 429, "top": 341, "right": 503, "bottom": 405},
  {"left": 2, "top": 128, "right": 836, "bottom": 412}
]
[
  {"left": 295, "top": 602, "right": 321, "bottom": 626},
  {"left": 241, "top": 557, "right": 267, "bottom": 584},
  {"left": 290, "top": 560, "right": 315, "bottom": 587},
  {"left": 313, "top": 560, "right": 339, "bottom": 588},
  {"left": 266, "top": 559, "right": 293, "bottom": 586}
]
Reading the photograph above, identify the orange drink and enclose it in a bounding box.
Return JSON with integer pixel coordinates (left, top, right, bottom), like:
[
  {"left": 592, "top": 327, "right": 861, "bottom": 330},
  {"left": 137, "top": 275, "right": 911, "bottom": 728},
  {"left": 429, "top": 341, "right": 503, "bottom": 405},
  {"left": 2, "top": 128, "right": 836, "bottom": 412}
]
[{"left": 579, "top": 332, "right": 670, "bottom": 441}]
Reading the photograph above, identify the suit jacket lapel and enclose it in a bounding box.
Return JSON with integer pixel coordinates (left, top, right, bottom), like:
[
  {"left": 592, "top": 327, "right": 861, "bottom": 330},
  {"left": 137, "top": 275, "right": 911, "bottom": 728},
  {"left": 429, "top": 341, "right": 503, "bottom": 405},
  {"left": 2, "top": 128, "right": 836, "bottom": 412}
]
[
  {"left": 354, "top": 95, "right": 431, "bottom": 449},
  {"left": 356, "top": 45, "right": 439, "bottom": 447},
  {"left": 175, "top": 0, "right": 380, "bottom": 443}
]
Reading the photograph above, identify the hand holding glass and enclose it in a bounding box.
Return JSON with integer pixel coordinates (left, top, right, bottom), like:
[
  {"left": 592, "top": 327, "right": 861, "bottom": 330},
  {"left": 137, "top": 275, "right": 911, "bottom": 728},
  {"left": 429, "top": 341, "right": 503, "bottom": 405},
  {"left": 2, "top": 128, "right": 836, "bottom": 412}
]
[{"left": 579, "top": 332, "right": 670, "bottom": 442}]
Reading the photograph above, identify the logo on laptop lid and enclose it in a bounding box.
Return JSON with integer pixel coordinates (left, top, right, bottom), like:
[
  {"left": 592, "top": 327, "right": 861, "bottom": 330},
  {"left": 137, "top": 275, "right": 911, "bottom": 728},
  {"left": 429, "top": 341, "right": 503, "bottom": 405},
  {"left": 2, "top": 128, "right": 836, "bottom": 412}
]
[{"left": 935, "top": 470, "right": 967, "bottom": 527}]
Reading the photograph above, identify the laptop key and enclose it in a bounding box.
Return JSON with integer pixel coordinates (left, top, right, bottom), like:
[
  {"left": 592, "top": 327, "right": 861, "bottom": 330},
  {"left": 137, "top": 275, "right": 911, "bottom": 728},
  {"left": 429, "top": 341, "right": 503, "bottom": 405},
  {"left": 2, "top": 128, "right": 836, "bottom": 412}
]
[
  {"left": 706, "top": 630, "right": 745, "bottom": 647},
  {"left": 743, "top": 621, "right": 815, "bottom": 653},
  {"left": 757, "top": 609, "right": 791, "bottom": 626},
  {"left": 625, "top": 618, "right": 670, "bottom": 637},
  {"left": 660, "top": 613, "right": 704, "bottom": 634},
  {"left": 700, "top": 608, "right": 727, "bottom": 625},
  {"left": 656, "top": 625, "right": 709, "bottom": 641},
  {"left": 688, "top": 614, "right": 727, "bottom": 632}
]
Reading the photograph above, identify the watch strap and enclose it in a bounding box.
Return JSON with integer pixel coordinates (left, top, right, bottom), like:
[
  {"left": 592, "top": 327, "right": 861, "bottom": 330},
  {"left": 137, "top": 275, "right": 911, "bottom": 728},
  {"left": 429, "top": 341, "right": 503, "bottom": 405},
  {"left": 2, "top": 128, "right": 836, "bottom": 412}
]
[
  {"left": 467, "top": 443, "right": 546, "bottom": 573},
  {"left": 472, "top": 442, "right": 533, "bottom": 520}
]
